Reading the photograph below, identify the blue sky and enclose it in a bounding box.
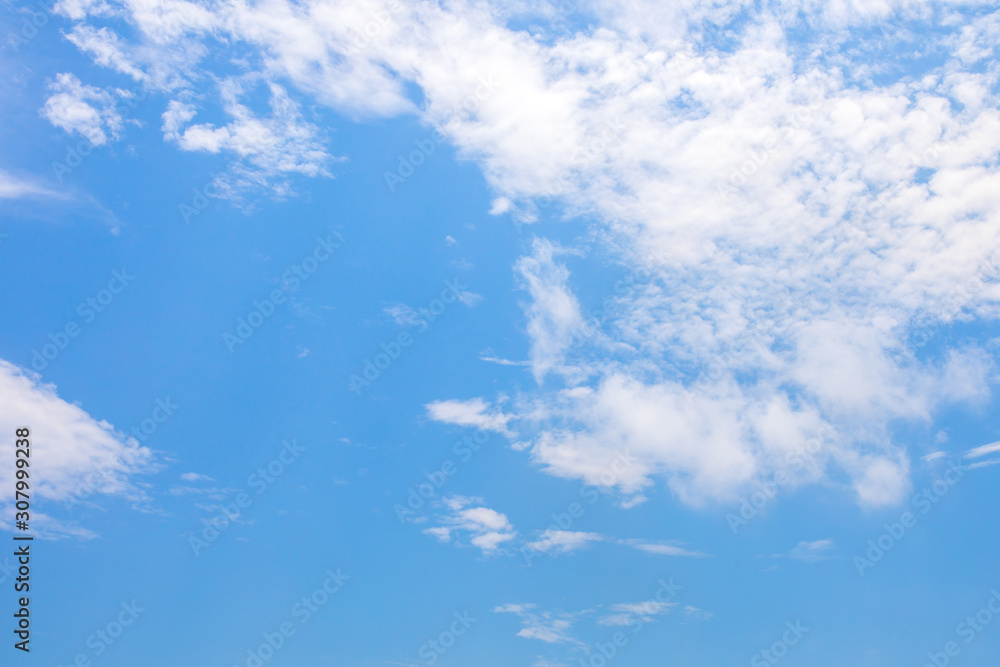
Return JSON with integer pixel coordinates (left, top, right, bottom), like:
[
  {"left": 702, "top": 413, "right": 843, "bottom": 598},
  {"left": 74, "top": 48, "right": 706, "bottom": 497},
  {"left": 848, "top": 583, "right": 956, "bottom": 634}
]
[{"left": 1, "top": 0, "right": 1000, "bottom": 666}]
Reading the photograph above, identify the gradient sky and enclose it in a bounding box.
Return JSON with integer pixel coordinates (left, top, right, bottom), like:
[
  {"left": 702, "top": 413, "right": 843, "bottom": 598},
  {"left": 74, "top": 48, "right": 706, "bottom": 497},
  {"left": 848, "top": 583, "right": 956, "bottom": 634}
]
[{"left": 1, "top": 1, "right": 1000, "bottom": 666}]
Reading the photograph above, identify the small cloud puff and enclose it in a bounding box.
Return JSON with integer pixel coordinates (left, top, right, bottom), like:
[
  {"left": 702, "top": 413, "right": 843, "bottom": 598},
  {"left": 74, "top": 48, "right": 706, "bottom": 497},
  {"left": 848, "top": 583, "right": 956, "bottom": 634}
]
[
  {"left": 423, "top": 496, "right": 516, "bottom": 555},
  {"left": 789, "top": 539, "right": 834, "bottom": 562}
]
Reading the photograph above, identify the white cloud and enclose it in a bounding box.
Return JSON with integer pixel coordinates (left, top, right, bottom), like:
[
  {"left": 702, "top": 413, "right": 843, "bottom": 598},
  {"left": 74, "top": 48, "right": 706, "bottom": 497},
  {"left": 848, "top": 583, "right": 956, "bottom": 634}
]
[
  {"left": 965, "top": 440, "right": 1000, "bottom": 469},
  {"left": 0, "top": 360, "right": 155, "bottom": 537},
  {"left": 625, "top": 540, "right": 707, "bottom": 557},
  {"left": 455, "top": 289, "right": 484, "bottom": 307},
  {"left": 480, "top": 355, "right": 531, "bottom": 367},
  {"left": 850, "top": 455, "right": 911, "bottom": 507},
  {"left": 383, "top": 303, "right": 425, "bottom": 328},
  {"left": 598, "top": 600, "right": 674, "bottom": 626},
  {"left": 531, "top": 658, "right": 568, "bottom": 667},
  {"left": 423, "top": 496, "right": 516, "bottom": 555},
  {"left": 494, "top": 603, "right": 534, "bottom": 613},
  {"left": 0, "top": 506, "right": 98, "bottom": 540},
  {"left": 55, "top": 0, "right": 1000, "bottom": 507},
  {"left": 682, "top": 605, "right": 714, "bottom": 620},
  {"left": 494, "top": 604, "right": 580, "bottom": 645},
  {"left": 179, "top": 472, "right": 213, "bottom": 482},
  {"left": 168, "top": 485, "right": 229, "bottom": 497},
  {"left": 64, "top": 25, "right": 150, "bottom": 82},
  {"left": 0, "top": 171, "right": 57, "bottom": 200},
  {"left": 490, "top": 197, "right": 512, "bottom": 215},
  {"left": 965, "top": 441, "right": 1000, "bottom": 459},
  {"left": 517, "top": 618, "right": 575, "bottom": 644},
  {"left": 423, "top": 525, "right": 451, "bottom": 541},
  {"left": 516, "top": 239, "right": 586, "bottom": 382},
  {"left": 426, "top": 398, "right": 512, "bottom": 435},
  {"left": 789, "top": 539, "right": 835, "bottom": 562},
  {"left": 41, "top": 73, "right": 124, "bottom": 146},
  {"left": 384, "top": 284, "right": 483, "bottom": 329},
  {"left": 526, "top": 529, "right": 604, "bottom": 555},
  {"left": 161, "top": 100, "right": 196, "bottom": 137},
  {"left": 523, "top": 375, "right": 804, "bottom": 504},
  {"left": 161, "top": 76, "right": 335, "bottom": 193}
]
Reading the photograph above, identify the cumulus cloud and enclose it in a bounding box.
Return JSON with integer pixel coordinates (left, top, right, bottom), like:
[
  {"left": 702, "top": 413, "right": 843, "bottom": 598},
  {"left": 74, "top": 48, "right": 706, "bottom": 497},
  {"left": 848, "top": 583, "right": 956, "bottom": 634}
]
[
  {"left": 41, "top": 73, "right": 124, "bottom": 146},
  {"left": 0, "top": 360, "right": 155, "bottom": 537}
]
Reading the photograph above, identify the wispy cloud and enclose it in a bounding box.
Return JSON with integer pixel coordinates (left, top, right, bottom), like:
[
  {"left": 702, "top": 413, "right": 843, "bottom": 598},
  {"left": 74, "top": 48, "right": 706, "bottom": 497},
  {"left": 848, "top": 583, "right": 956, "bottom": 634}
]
[
  {"left": 624, "top": 540, "right": 708, "bottom": 558},
  {"left": 426, "top": 398, "right": 512, "bottom": 435},
  {"left": 598, "top": 600, "right": 674, "bottom": 626},
  {"left": 516, "top": 239, "right": 586, "bottom": 383},
  {"left": 0, "top": 359, "right": 155, "bottom": 535},
  {"left": 494, "top": 603, "right": 581, "bottom": 645},
  {"left": 789, "top": 539, "right": 835, "bottom": 563},
  {"left": 0, "top": 170, "right": 59, "bottom": 200},
  {"left": 526, "top": 529, "right": 604, "bottom": 555},
  {"left": 161, "top": 76, "right": 337, "bottom": 196},
  {"left": 964, "top": 441, "right": 1000, "bottom": 459}
]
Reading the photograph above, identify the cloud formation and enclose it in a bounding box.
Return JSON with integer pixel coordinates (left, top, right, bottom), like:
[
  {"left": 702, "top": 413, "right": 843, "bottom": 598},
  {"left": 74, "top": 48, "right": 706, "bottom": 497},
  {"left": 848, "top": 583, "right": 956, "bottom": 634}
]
[
  {"left": 41, "top": 72, "right": 124, "bottom": 146},
  {"left": 161, "top": 76, "right": 335, "bottom": 193},
  {"left": 598, "top": 601, "right": 674, "bottom": 627},
  {"left": 525, "top": 529, "right": 603, "bottom": 555},
  {"left": 423, "top": 496, "right": 517, "bottom": 554},
  {"left": 52, "top": 0, "right": 1000, "bottom": 508},
  {"left": 425, "top": 398, "right": 512, "bottom": 435},
  {"left": 0, "top": 170, "right": 57, "bottom": 200},
  {"left": 0, "top": 360, "right": 155, "bottom": 537},
  {"left": 493, "top": 603, "right": 580, "bottom": 645},
  {"left": 789, "top": 539, "right": 835, "bottom": 562}
]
